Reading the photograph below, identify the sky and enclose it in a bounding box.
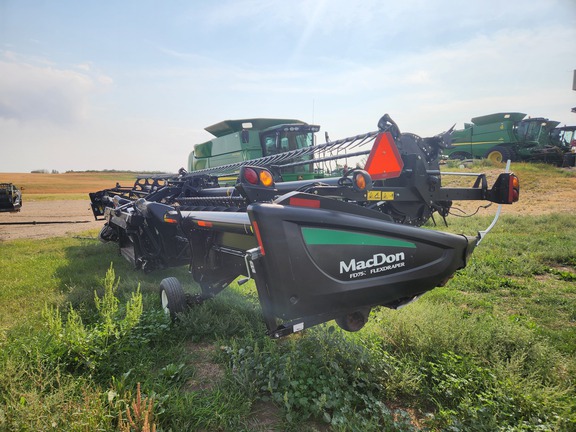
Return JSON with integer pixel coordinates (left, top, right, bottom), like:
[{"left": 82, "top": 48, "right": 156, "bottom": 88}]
[{"left": 1, "top": 0, "right": 575, "bottom": 173}]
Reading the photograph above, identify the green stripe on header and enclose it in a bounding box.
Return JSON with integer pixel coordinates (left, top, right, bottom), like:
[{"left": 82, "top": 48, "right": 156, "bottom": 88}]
[{"left": 302, "top": 227, "right": 416, "bottom": 248}]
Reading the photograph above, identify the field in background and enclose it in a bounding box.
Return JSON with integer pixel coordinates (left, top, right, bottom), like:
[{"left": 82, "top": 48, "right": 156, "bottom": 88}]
[
  {"left": 2, "top": 162, "right": 576, "bottom": 210},
  {"left": 0, "top": 172, "right": 141, "bottom": 197}
]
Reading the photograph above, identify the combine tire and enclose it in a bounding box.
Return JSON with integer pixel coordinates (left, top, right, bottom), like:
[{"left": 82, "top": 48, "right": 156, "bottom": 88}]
[
  {"left": 159, "top": 277, "right": 187, "bottom": 320},
  {"left": 448, "top": 151, "right": 472, "bottom": 160},
  {"left": 335, "top": 308, "right": 371, "bottom": 332},
  {"left": 485, "top": 146, "right": 514, "bottom": 163}
]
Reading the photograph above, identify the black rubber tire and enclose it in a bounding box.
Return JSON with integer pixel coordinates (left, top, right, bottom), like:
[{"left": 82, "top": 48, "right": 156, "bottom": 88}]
[
  {"left": 448, "top": 151, "right": 472, "bottom": 160},
  {"left": 484, "top": 146, "right": 514, "bottom": 163},
  {"left": 98, "top": 224, "right": 117, "bottom": 242},
  {"left": 335, "top": 308, "right": 371, "bottom": 332},
  {"left": 159, "top": 277, "right": 187, "bottom": 320}
]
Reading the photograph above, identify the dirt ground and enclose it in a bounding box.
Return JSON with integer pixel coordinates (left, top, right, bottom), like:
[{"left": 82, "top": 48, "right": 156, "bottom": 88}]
[
  {"left": 0, "top": 200, "right": 103, "bottom": 242},
  {"left": 442, "top": 167, "right": 576, "bottom": 216},
  {"left": 1, "top": 167, "right": 575, "bottom": 242}
]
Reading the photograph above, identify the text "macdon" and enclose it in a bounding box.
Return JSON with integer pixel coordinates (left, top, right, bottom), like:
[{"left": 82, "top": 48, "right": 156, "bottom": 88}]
[{"left": 339, "top": 252, "right": 406, "bottom": 274}]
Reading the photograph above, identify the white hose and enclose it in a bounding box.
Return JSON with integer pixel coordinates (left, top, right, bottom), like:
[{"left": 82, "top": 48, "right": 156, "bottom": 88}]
[{"left": 477, "top": 159, "right": 510, "bottom": 245}]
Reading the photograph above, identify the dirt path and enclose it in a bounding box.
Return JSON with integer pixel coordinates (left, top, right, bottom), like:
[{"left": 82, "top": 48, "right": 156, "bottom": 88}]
[{"left": 0, "top": 200, "right": 103, "bottom": 241}]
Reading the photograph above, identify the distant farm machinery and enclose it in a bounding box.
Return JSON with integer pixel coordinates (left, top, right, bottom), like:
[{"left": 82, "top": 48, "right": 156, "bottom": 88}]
[
  {"left": 443, "top": 112, "right": 575, "bottom": 165},
  {"left": 90, "top": 114, "right": 519, "bottom": 337},
  {"left": 0, "top": 183, "right": 22, "bottom": 212}
]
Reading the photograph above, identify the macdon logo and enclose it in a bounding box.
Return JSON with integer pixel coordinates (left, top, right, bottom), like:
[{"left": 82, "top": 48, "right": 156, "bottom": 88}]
[{"left": 339, "top": 252, "right": 406, "bottom": 274}]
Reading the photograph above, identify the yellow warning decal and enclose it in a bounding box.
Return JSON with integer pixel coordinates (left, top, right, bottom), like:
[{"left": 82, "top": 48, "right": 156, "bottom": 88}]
[
  {"left": 367, "top": 191, "right": 380, "bottom": 200},
  {"left": 368, "top": 191, "right": 395, "bottom": 201}
]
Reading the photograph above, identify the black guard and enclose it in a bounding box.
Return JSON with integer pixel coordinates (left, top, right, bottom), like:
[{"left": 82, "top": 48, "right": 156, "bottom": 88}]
[{"left": 248, "top": 194, "right": 477, "bottom": 322}]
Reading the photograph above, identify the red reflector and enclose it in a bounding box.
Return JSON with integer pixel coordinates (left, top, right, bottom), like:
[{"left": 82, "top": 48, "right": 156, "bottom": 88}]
[
  {"left": 289, "top": 197, "right": 321, "bottom": 208},
  {"left": 244, "top": 168, "right": 258, "bottom": 185},
  {"left": 197, "top": 220, "right": 213, "bottom": 228},
  {"left": 364, "top": 132, "right": 404, "bottom": 180},
  {"left": 508, "top": 175, "right": 520, "bottom": 203},
  {"left": 252, "top": 221, "right": 265, "bottom": 255}
]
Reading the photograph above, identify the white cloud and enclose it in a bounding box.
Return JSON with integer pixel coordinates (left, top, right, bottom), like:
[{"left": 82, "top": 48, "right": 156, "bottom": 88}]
[{"left": 0, "top": 52, "right": 112, "bottom": 124}]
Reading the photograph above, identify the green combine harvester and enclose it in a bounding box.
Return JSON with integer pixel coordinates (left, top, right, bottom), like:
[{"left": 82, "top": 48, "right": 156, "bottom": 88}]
[
  {"left": 444, "top": 112, "right": 567, "bottom": 164},
  {"left": 189, "top": 118, "right": 321, "bottom": 181}
]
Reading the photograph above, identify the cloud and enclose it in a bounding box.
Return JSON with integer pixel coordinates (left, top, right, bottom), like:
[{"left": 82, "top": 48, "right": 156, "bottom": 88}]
[
  {"left": 118, "top": 18, "right": 574, "bottom": 136},
  {"left": 0, "top": 52, "right": 112, "bottom": 124}
]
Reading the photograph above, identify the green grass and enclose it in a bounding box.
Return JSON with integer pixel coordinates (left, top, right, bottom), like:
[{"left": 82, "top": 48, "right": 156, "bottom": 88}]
[
  {"left": 24, "top": 193, "right": 91, "bottom": 201},
  {"left": 0, "top": 209, "right": 575, "bottom": 430}
]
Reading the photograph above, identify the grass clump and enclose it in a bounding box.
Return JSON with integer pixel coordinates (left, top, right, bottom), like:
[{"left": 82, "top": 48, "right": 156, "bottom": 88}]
[
  {"left": 222, "top": 329, "right": 416, "bottom": 431},
  {"left": 365, "top": 301, "right": 573, "bottom": 431},
  {"left": 0, "top": 263, "right": 149, "bottom": 430},
  {"left": 41, "top": 264, "right": 143, "bottom": 375}
]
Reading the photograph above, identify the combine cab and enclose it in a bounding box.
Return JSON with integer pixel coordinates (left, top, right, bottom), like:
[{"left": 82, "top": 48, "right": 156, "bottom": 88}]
[
  {"left": 551, "top": 125, "right": 576, "bottom": 167},
  {"left": 90, "top": 114, "right": 520, "bottom": 337},
  {"left": 0, "top": 183, "right": 22, "bottom": 212},
  {"left": 189, "top": 118, "right": 320, "bottom": 181}
]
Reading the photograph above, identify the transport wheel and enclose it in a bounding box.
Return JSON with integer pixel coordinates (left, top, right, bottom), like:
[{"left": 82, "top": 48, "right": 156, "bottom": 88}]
[
  {"left": 98, "top": 223, "right": 117, "bottom": 242},
  {"left": 335, "top": 308, "right": 371, "bottom": 332},
  {"left": 485, "top": 146, "right": 513, "bottom": 163},
  {"left": 159, "top": 277, "right": 187, "bottom": 320}
]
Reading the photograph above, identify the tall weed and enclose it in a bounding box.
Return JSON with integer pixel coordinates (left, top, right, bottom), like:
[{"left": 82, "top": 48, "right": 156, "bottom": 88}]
[{"left": 41, "top": 264, "right": 143, "bottom": 374}]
